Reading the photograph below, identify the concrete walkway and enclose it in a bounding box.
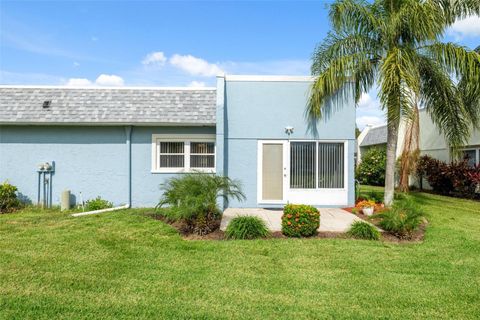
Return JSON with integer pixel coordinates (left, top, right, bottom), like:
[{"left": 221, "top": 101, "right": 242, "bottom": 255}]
[{"left": 220, "top": 207, "right": 363, "bottom": 233}]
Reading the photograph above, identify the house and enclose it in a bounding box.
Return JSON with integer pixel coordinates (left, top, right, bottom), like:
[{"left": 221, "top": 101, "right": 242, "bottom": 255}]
[
  {"left": 418, "top": 109, "right": 480, "bottom": 166},
  {"left": 0, "top": 75, "right": 356, "bottom": 209},
  {"left": 356, "top": 124, "right": 387, "bottom": 164},
  {"left": 357, "top": 110, "right": 480, "bottom": 167}
]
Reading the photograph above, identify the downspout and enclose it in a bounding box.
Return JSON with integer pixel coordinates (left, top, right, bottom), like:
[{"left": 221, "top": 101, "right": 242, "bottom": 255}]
[
  {"left": 216, "top": 75, "right": 226, "bottom": 210},
  {"left": 125, "top": 126, "right": 132, "bottom": 208}
]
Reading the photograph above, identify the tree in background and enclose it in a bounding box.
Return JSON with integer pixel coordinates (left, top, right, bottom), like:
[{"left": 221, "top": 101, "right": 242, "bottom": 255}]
[
  {"left": 308, "top": 0, "right": 480, "bottom": 205},
  {"left": 356, "top": 147, "right": 387, "bottom": 186}
]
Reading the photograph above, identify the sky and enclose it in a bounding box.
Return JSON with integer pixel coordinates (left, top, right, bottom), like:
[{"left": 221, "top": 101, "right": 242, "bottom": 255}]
[{"left": 1, "top": 1, "right": 479, "bottom": 129}]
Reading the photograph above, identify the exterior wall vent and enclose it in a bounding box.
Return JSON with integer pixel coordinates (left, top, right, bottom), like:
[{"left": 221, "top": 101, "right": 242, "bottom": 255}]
[{"left": 42, "top": 100, "right": 51, "bottom": 109}]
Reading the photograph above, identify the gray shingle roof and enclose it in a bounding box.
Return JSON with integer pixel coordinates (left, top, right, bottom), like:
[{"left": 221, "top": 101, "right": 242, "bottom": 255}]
[
  {"left": 360, "top": 125, "right": 387, "bottom": 147},
  {"left": 0, "top": 86, "right": 216, "bottom": 125}
]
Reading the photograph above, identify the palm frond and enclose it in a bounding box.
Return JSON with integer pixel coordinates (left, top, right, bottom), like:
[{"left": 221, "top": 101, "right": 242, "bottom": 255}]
[
  {"left": 458, "top": 76, "right": 480, "bottom": 129},
  {"left": 311, "top": 31, "right": 380, "bottom": 75},
  {"left": 330, "top": 0, "right": 380, "bottom": 34},
  {"left": 457, "top": 47, "right": 480, "bottom": 128},
  {"left": 308, "top": 53, "right": 373, "bottom": 119},
  {"left": 389, "top": 0, "right": 445, "bottom": 43},
  {"left": 417, "top": 55, "right": 470, "bottom": 148},
  {"left": 424, "top": 42, "right": 480, "bottom": 80},
  {"left": 353, "top": 57, "right": 377, "bottom": 103},
  {"left": 379, "top": 47, "right": 420, "bottom": 123},
  {"left": 434, "top": 0, "right": 480, "bottom": 25}
]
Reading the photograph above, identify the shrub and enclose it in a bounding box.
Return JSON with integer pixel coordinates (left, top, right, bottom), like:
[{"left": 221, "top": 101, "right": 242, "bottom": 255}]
[
  {"left": 282, "top": 204, "right": 320, "bottom": 237},
  {"left": 416, "top": 155, "right": 453, "bottom": 194},
  {"left": 225, "top": 216, "right": 270, "bottom": 240},
  {"left": 376, "top": 197, "right": 423, "bottom": 239},
  {"left": 356, "top": 148, "right": 387, "bottom": 186},
  {"left": 347, "top": 221, "right": 380, "bottom": 240},
  {"left": 0, "top": 181, "right": 21, "bottom": 213},
  {"left": 364, "top": 190, "right": 383, "bottom": 203},
  {"left": 417, "top": 155, "right": 480, "bottom": 198},
  {"left": 158, "top": 173, "right": 245, "bottom": 235},
  {"left": 85, "top": 196, "right": 113, "bottom": 211}
]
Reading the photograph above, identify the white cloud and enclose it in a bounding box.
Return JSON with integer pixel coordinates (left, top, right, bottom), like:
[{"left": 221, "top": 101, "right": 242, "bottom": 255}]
[
  {"left": 357, "top": 92, "right": 381, "bottom": 111},
  {"left": 357, "top": 92, "right": 373, "bottom": 108},
  {"left": 64, "top": 75, "right": 125, "bottom": 87},
  {"left": 73, "top": 61, "right": 80, "bottom": 68},
  {"left": 356, "top": 115, "right": 385, "bottom": 129},
  {"left": 169, "top": 54, "right": 223, "bottom": 77},
  {"left": 66, "top": 78, "right": 92, "bottom": 86},
  {"left": 448, "top": 15, "right": 480, "bottom": 39},
  {"left": 188, "top": 81, "right": 206, "bottom": 87},
  {"left": 142, "top": 51, "right": 167, "bottom": 66},
  {"left": 95, "top": 74, "right": 124, "bottom": 86}
]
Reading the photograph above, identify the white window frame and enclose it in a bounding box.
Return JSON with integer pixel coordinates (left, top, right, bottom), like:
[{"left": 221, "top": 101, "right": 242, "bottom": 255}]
[
  {"left": 151, "top": 134, "right": 216, "bottom": 173},
  {"left": 256, "top": 139, "right": 349, "bottom": 205},
  {"left": 461, "top": 147, "right": 480, "bottom": 166},
  {"left": 288, "top": 140, "right": 348, "bottom": 191}
]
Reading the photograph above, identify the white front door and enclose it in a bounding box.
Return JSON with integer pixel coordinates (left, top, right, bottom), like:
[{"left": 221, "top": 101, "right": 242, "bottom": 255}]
[{"left": 257, "top": 140, "right": 288, "bottom": 204}]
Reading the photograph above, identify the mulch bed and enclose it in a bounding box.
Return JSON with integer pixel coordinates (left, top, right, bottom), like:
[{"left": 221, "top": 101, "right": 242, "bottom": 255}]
[
  {"left": 342, "top": 207, "right": 428, "bottom": 243},
  {"left": 378, "top": 220, "right": 428, "bottom": 243},
  {"left": 149, "top": 211, "right": 426, "bottom": 243},
  {"left": 184, "top": 230, "right": 225, "bottom": 240}
]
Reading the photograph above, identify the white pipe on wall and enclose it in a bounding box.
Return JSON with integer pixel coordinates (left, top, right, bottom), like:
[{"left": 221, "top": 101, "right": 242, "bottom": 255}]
[{"left": 71, "top": 204, "right": 130, "bottom": 217}]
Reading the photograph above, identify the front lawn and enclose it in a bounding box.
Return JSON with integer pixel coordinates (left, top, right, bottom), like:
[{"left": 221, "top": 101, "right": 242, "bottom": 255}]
[{"left": 1, "top": 189, "right": 479, "bottom": 319}]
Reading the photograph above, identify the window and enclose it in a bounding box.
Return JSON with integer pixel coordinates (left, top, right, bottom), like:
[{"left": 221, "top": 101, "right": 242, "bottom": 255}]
[
  {"left": 318, "top": 143, "right": 344, "bottom": 188},
  {"left": 290, "top": 142, "right": 316, "bottom": 188},
  {"left": 462, "top": 148, "right": 479, "bottom": 167},
  {"left": 152, "top": 134, "right": 215, "bottom": 173},
  {"left": 290, "top": 141, "right": 345, "bottom": 189},
  {"left": 159, "top": 142, "right": 185, "bottom": 168},
  {"left": 190, "top": 142, "right": 215, "bottom": 169}
]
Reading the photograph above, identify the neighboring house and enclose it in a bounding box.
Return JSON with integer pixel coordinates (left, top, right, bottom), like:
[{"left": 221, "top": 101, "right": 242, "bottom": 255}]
[
  {"left": 0, "top": 75, "right": 356, "bottom": 208},
  {"left": 356, "top": 124, "right": 387, "bottom": 164},
  {"left": 418, "top": 109, "right": 480, "bottom": 166},
  {"left": 356, "top": 108, "right": 480, "bottom": 167}
]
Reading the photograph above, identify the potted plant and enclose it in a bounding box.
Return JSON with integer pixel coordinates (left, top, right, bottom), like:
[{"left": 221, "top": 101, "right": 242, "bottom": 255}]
[{"left": 357, "top": 200, "right": 376, "bottom": 216}]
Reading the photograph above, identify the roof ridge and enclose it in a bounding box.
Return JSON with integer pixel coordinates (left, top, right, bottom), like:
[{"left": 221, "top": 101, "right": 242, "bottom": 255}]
[{"left": 0, "top": 85, "right": 216, "bottom": 90}]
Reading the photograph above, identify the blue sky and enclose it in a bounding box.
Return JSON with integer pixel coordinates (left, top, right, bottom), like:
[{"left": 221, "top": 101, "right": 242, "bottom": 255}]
[{"left": 1, "top": 1, "right": 479, "bottom": 129}]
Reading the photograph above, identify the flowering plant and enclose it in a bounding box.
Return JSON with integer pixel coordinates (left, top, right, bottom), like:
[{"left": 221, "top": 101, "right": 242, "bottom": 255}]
[
  {"left": 356, "top": 200, "right": 376, "bottom": 209},
  {"left": 281, "top": 204, "right": 319, "bottom": 237}
]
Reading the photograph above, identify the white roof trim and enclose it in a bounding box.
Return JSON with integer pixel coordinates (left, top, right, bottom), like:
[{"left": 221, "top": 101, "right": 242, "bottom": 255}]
[
  {"left": 224, "top": 75, "right": 316, "bottom": 82},
  {"left": 0, "top": 85, "right": 216, "bottom": 90},
  {"left": 366, "top": 123, "right": 387, "bottom": 129}
]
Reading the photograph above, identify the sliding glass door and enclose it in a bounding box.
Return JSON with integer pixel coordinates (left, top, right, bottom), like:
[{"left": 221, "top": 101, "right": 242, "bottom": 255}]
[{"left": 258, "top": 140, "right": 347, "bottom": 205}]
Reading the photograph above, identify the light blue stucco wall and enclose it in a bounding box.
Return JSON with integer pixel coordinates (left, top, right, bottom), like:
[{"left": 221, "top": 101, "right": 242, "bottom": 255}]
[
  {"left": 130, "top": 126, "right": 215, "bottom": 207},
  {"left": 0, "top": 125, "right": 214, "bottom": 207},
  {"left": 1, "top": 80, "right": 355, "bottom": 209},
  {"left": 218, "top": 78, "right": 356, "bottom": 208}
]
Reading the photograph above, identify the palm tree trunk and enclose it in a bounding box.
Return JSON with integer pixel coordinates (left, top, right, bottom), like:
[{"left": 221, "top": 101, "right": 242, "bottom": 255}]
[
  {"left": 399, "top": 106, "right": 419, "bottom": 192},
  {"left": 384, "top": 118, "right": 399, "bottom": 206}
]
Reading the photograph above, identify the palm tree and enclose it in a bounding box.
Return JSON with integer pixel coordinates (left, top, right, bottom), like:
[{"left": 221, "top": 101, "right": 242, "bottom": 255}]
[
  {"left": 308, "top": 0, "right": 480, "bottom": 205},
  {"left": 399, "top": 44, "right": 480, "bottom": 192}
]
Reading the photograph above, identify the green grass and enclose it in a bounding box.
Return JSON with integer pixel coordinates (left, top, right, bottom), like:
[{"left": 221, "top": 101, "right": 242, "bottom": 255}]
[{"left": 1, "top": 188, "right": 479, "bottom": 319}]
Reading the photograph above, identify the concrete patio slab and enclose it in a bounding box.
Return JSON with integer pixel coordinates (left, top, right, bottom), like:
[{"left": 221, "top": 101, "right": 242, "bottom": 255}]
[{"left": 220, "top": 207, "right": 364, "bottom": 233}]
